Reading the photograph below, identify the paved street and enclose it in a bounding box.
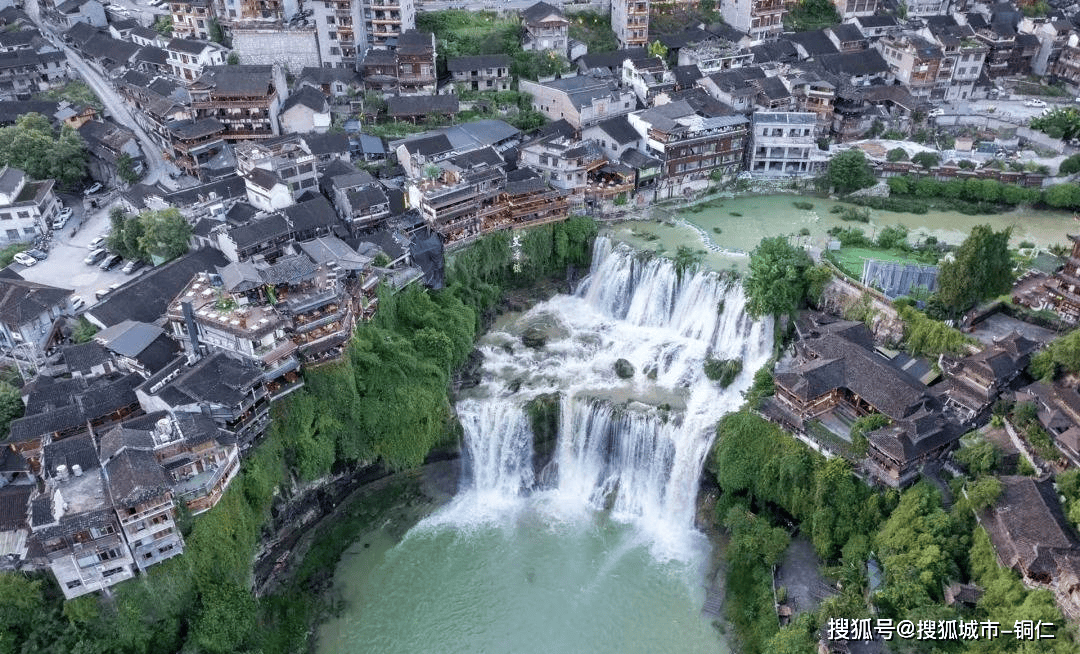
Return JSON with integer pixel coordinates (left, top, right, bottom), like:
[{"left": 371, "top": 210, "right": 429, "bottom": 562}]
[
  {"left": 26, "top": 0, "right": 181, "bottom": 190},
  {"left": 14, "top": 197, "right": 137, "bottom": 304}
]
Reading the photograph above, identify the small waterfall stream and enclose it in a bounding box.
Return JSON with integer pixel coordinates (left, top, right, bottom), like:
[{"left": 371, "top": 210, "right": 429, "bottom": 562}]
[{"left": 446, "top": 236, "right": 773, "bottom": 556}]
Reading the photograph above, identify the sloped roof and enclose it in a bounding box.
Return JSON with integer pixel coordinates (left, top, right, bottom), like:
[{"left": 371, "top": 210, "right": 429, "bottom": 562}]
[
  {"left": 522, "top": 1, "right": 567, "bottom": 24},
  {"left": 62, "top": 341, "right": 111, "bottom": 374},
  {"left": 105, "top": 449, "right": 171, "bottom": 506},
  {"left": 387, "top": 94, "right": 458, "bottom": 117},
  {"left": 281, "top": 85, "right": 328, "bottom": 114},
  {"left": 593, "top": 115, "right": 639, "bottom": 145},
  {"left": 0, "top": 278, "right": 70, "bottom": 328}
]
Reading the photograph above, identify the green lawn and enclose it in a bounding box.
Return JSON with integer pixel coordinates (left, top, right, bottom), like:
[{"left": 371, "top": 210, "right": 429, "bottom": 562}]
[{"left": 832, "top": 247, "right": 934, "bottom": 279}]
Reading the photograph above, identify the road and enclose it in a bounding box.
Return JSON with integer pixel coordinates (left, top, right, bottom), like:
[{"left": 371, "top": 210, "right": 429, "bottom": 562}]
[{"left": 25, "top": 0, "right": 180, "bottom": 190}]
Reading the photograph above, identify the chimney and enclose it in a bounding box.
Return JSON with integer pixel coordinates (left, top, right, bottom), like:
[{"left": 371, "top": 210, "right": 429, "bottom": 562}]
[
  {"left": 72, "top": 464, "right": 83, "bottom": 477},
  {"left": 56, "top": 464, "right": 68, "bottom": 481}
]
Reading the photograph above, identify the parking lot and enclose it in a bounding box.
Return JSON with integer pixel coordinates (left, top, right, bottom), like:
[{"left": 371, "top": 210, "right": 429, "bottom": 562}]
[{"left": 14, "top": 193, "right": 144, "bottom": 306}]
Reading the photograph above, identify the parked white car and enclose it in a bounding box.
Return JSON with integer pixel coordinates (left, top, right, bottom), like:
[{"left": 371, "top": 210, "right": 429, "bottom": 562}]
[
  {"left": 13, "top": 252, "right": 37, "bottom": 266},
  {"left": 1024, "top": 99, "right": 1047, "bottom": 108},
  {"left": 928, "top": 108, "right": 945, "bottom": 117}
]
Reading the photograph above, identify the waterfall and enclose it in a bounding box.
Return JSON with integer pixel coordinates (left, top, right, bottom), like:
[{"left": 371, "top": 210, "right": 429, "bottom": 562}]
[{"left": 445, "top": 236, "right": 773, "bottom": 555}]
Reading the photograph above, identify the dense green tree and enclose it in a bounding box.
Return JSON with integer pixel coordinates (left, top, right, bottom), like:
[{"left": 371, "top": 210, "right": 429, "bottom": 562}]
[
  {"left": 1030, "top": 107, "right": 1080, "bottom": 141},
  {"left": 1060, "top": 153, "right": 1080, "bottom": 176},
  {"left": 116, "top": 152, "right": 140, "bottom": 184},
  {"left": 153, "top": 15, "right": 173, "bottom": 35},
  {"left": 886, "top": 147, "right": 908, "bottom": 162},
  {"left": 897, "top": 305, "right": 973, "bottom": 356},
  {"left": 0, "top": 114, "right": 88, "bottom": 188},
  {"left": 874, "top": 224, "right": 909, "bottom": 249},
  {"left": 1030, "top": 328, "right": 1080, "bottom": 380},
  {"left": 874, "top": 483, "right": 962, "bottom": 617},
  {"left": 744, "top": 236, "right": 813, "bottom": 318},
  {"left": 1043, "top": 182, "right": 1080, "bottom": 209},
  {"left": 826, "top": 149, "right": 877, "bottom": 194},
  {"left": 911, "top": 151, "right": 941, "bottom": 169},
  {"left": 138, "top": 208, "right": 192, "bottom": 262},
  {"left": 954, "top": 437, "right": 999, "bottom": 477},
  {"left": 0, "top": 381, "right": 22, "bottom": 439},
  {"left": 784, "top": 0, "right": 840, "bottom": 31},
  {"left": 935, "top": 224, "right": 1013, "bottom": 315},
  {"left": 967, "top": 476, "right": 1002, "bottom": 511}
]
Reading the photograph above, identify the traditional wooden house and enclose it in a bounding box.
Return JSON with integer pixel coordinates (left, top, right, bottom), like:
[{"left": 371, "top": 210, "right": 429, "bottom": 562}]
[
  {"left": 982, "top": 476, "right": 1080, "bottom": 620},
  {"left": 941, "top": 332, "right": 1038, "bottom": 422}
]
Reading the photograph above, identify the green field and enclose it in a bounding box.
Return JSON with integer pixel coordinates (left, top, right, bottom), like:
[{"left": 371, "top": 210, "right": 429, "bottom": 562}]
[{"left": 831, "top": 247, "right": 934, "bottom": 279}]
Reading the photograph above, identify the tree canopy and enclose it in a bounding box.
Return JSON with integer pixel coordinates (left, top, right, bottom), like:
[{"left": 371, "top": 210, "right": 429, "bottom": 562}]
[
  {"left": 934, "top": 224, "right": 1013, "bottom": 315},
  {"left": 0, "top": 113, "right": 87, "bottom": 189},
  {"left": 1030, "top": 328, "right": 1080, "bottom": 380},
  {"left": 826, "top": 149, "right": 877, "bottom": 194},
  {"left": 784, "top": 0, "right": 840, "bottom": 31},
  {"left": 108, "top": 208, "right": 192, "bottom": 263},
  {"left": 744, "top": 236, "right": 813, "bottom": 318},
  {"left": 1030, "top": 107, "right": 1080, "bottom": 141}
]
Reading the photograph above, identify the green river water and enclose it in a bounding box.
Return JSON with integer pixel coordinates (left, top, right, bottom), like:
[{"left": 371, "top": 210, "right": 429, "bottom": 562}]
[
  {"left": 615, "top": 193, "right": 1078, "bottom": 271},
  {"left": 315, "top": 194, "right": 1075, "bottom": 654},
  {"left": 318, "top": 505, "right": 724, "bottom": 654}
]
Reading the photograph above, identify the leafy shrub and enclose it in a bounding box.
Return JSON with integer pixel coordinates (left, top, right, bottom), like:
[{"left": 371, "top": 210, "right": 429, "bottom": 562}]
[{"left": 704, "top": 357, "right": 743, "bottom": 387}]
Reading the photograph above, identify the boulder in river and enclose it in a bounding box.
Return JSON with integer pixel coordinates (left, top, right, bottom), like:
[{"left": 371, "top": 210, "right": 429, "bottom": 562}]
[{"left": 614, "top": 358, "right": 635, "bottom": 379}]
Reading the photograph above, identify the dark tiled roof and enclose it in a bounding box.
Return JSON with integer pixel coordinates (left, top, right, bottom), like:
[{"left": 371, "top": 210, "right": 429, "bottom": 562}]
[
  {"left": 673, "top": 64, "right": 703, "bottom": 89},
  {"left": 42, "top": 432, "right": 100, "bottom": 476},
  {"left": 856, "top": 15, "right": 898, "bottom": 28},
  {"left": 228, "top": 213, "right": 290, "bottom": 250},
  {"left": 522, "top": 1, "right": 566, "bottom": 24},
  {"left": 245, "top": 167, "right": 283, "bottom": 191},
  {"left": 387, "top": 94, "right": 458, "bottom": 117},
  {"left": 87, "top": 249, "right": 228, "bottom": 328},
  {"left": 985, "top": 476, "right": 1079, "bottom": 578},
  {"left": 62, "top": 342, "right": 111, "bottom": 374},
  {"left": 297, "top": 66, "right": 362, "bottom": 87},
  {"left": 302, "top": 131, "right": 349, "bottom": 156},
  {"left": 258, "top": 254, "right": 316, "bottom": 285},
  {"left": 167, "top": 37, "right": 211, "bottom": 55},
  {"left": 0, "top": 483, "right": 30, "bottom": 531},
  {"left": 0, "top": 278, "right": 70, "bottom": 328},
  {"left": 401, "top": 133, "right": 453, "bottom": 157},
  {"left": 283, "top": 195, "right": 338, "bottom": 233},
  {"left": 447, "top": 54, "right": 512, "bottom": 72},
  {"left": 828, "top": 23, "right": 864, "bottom": 44},
  {"left": 346, "top": 185, "right": 388, "bottom": 212},
  {"left": 157, "top": 352, "right": 263, "bottom": 408},
  {"left": 192, "top": 65, "right": 274, "bottom": 96},
  {"left": 0, "top": 100, "right": 58, "bottom": 125},
  {"left": 281, "top": 85, "right": 328, "bottom": 114},
  {"left": 593, "top": 115, "right": 639, "bottom": 145},
  {"left": 578, "top": 47, "right": 648, "bottom": 71},
  {"left": 164, "top": 176, "right": 245, "bottom": 206},
  {"left": 786, "top": 30, "right": 839, "bottom": 57},
  {"left": 104, "top": 449, "right": 171, "bottom": 506},
  {"left": 819, "top": 50, "right": 889, "bottom": 77},
  {"left": 174, "top": 410, "right": 230, "bottom": 446}
]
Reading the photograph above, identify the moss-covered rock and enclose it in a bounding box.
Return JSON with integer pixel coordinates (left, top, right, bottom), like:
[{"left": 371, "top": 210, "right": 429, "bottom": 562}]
[
  {"left": 522, "top": 326, "right": 547, "bottom": 349},
  {"left": 704, "top": 357, "right": 743, "bottom": 388},
  {"left": 614, "top": 358, "right": 635, "bottom": 379}
]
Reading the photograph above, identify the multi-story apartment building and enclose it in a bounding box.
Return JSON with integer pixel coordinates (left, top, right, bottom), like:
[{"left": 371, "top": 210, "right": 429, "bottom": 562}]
[
  {"left": 1052, "top": 33, "right": 1080, "bottom": 91},
  {"left": 830, "top": 0, "right": 875, "bottom": 20},
  {"left": 213, "top": 0, "right": 284, "bottom": 24},
  {"left": 396, "top": 29, "right": 435, "bottom": 95},
  {"left": 234, "top": 134, "right": 319, "bottom": 198},
  {"left": 749, "top": 112, "right": 827, "bottom": 176},
  {"left": 0, "top": 49, "right": 68, "bottom": 100},
  {"left": 362, "top": 0, "right": 416, "bottom": 52},
  {"left": 621, "top": 56, "right": 675, "bottom": 106},
  {"left": 0, "top": 166, "right": 61, "bottom": 244},
  {"left": 448, "top": 54, "right": 512, "bottom": 92},
  {"left": 519, "top": 72, "right": 637, "bottom": 129},
  {"left": 189, "top": 64, "right": 280, "bottom": 140},
  {"left": 166, "top": 38, "right": 228, "bottom": 81},
  {"left": 720, "top": 0, "right": 785, "bottom": 42},
  {"left": 904, "top": 0, "right": 948, "bottom": 17},
  {"left": 310, "top": 0, "right": 359, "bottom": 69},
  {"left": 628, "top": 99, "right": 748, "bottom": 196},
  {"left": 611, "top": 0, "right": 648, "bottom": 50},
  {"left": 170, "top": 0, "right": 214, "bottom": 40},
  {"left": 877, "top": 35, "right": 946, "bottom": 102},
  {"left": 32, "top": 435, "right": 139, "bottom": 599},
  {"left": 522, "top": 2, "right": 568, "bottom": 55},
  {"left": 519, "top": 135, "right": 605, "bottom": 191}
]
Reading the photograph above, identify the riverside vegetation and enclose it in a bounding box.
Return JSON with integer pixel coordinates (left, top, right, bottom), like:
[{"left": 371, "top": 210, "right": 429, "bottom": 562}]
[
  {"left": 0, "top": 217, "right": 598, "bottom": 654},
  {"left": 712, "top": 230, "right": 1078, "bottom": 654}
]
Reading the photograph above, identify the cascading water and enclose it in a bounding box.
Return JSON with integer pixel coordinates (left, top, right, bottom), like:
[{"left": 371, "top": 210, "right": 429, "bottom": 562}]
[
  {"left": 319, "top": 236, "right": 773, "bottom": 653},
  {"left": 444, "top": 236, "right": 774, "bottom": 556}
]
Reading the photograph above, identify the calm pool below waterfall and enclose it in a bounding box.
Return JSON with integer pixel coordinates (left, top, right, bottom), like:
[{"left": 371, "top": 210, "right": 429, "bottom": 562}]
[{"left": 317, "top": 236, "right": 775, "bottom": 653}]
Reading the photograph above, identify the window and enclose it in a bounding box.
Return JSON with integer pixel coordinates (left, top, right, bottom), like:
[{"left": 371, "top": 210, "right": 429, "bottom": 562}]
[
  {"left": 16, "top": 211, "right": 28, "bottom": 219},
  {"left": 102, "top": 566, "right": 126, "bottom": 578},
  {"left": 329, "top": 31, "right": 337, "bottom": 40},
  {"left": 326, "top": 15, "right": 335, "bottom": 23},
  {"left": 7, "top": 229, "right": 19, "bottom": 240}
]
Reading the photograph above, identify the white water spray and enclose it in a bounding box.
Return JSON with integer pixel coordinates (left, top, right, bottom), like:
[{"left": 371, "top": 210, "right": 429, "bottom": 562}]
[{"left": 442, "top": 237, "right": 773, "bottom": 557}]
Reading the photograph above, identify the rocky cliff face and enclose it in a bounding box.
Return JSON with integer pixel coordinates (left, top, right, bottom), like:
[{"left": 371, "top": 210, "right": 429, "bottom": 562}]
[{"left": 818, "top": 275, "right": 904, "bottom": 344}]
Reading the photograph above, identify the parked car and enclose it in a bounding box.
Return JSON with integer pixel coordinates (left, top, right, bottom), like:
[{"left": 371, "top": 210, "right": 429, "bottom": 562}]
[
  {"left": 99, "top": 254, "right": 122, "bottom": 271},
  {"left": 57, "top": 207, "right": 73, "bottom": 221},
  {"left": 71, "top": 296, "right": 86, "bottom": 311},
  {"left": 52, "top": 213, "right": 70, "bottom": 230},
  {"left": 83, "top": 182, "right": 103, "bottom": 196},
  {"left": 84, "top": 248, "right": 107, "bottom": 265},
  {"left": 121, "top": 259, "right": 143, "bottom": 274},
  {"left": 1024, "top": 98, "right": 1047, "bottom": 108},
  {"left": 88, "top": 235, "right": 106, "bottom": 249},
  {"left": 94, "top": 287, "right": 110, "bottom": 300},
  {"left": 928, "top": 108, "right": 945, "bottom": 117},
  {"left": 13, "top": 252, "right": 36, "bottom": 266},
  {"left": 25, "top": 248, "right": 48, "bottom": 261}
]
